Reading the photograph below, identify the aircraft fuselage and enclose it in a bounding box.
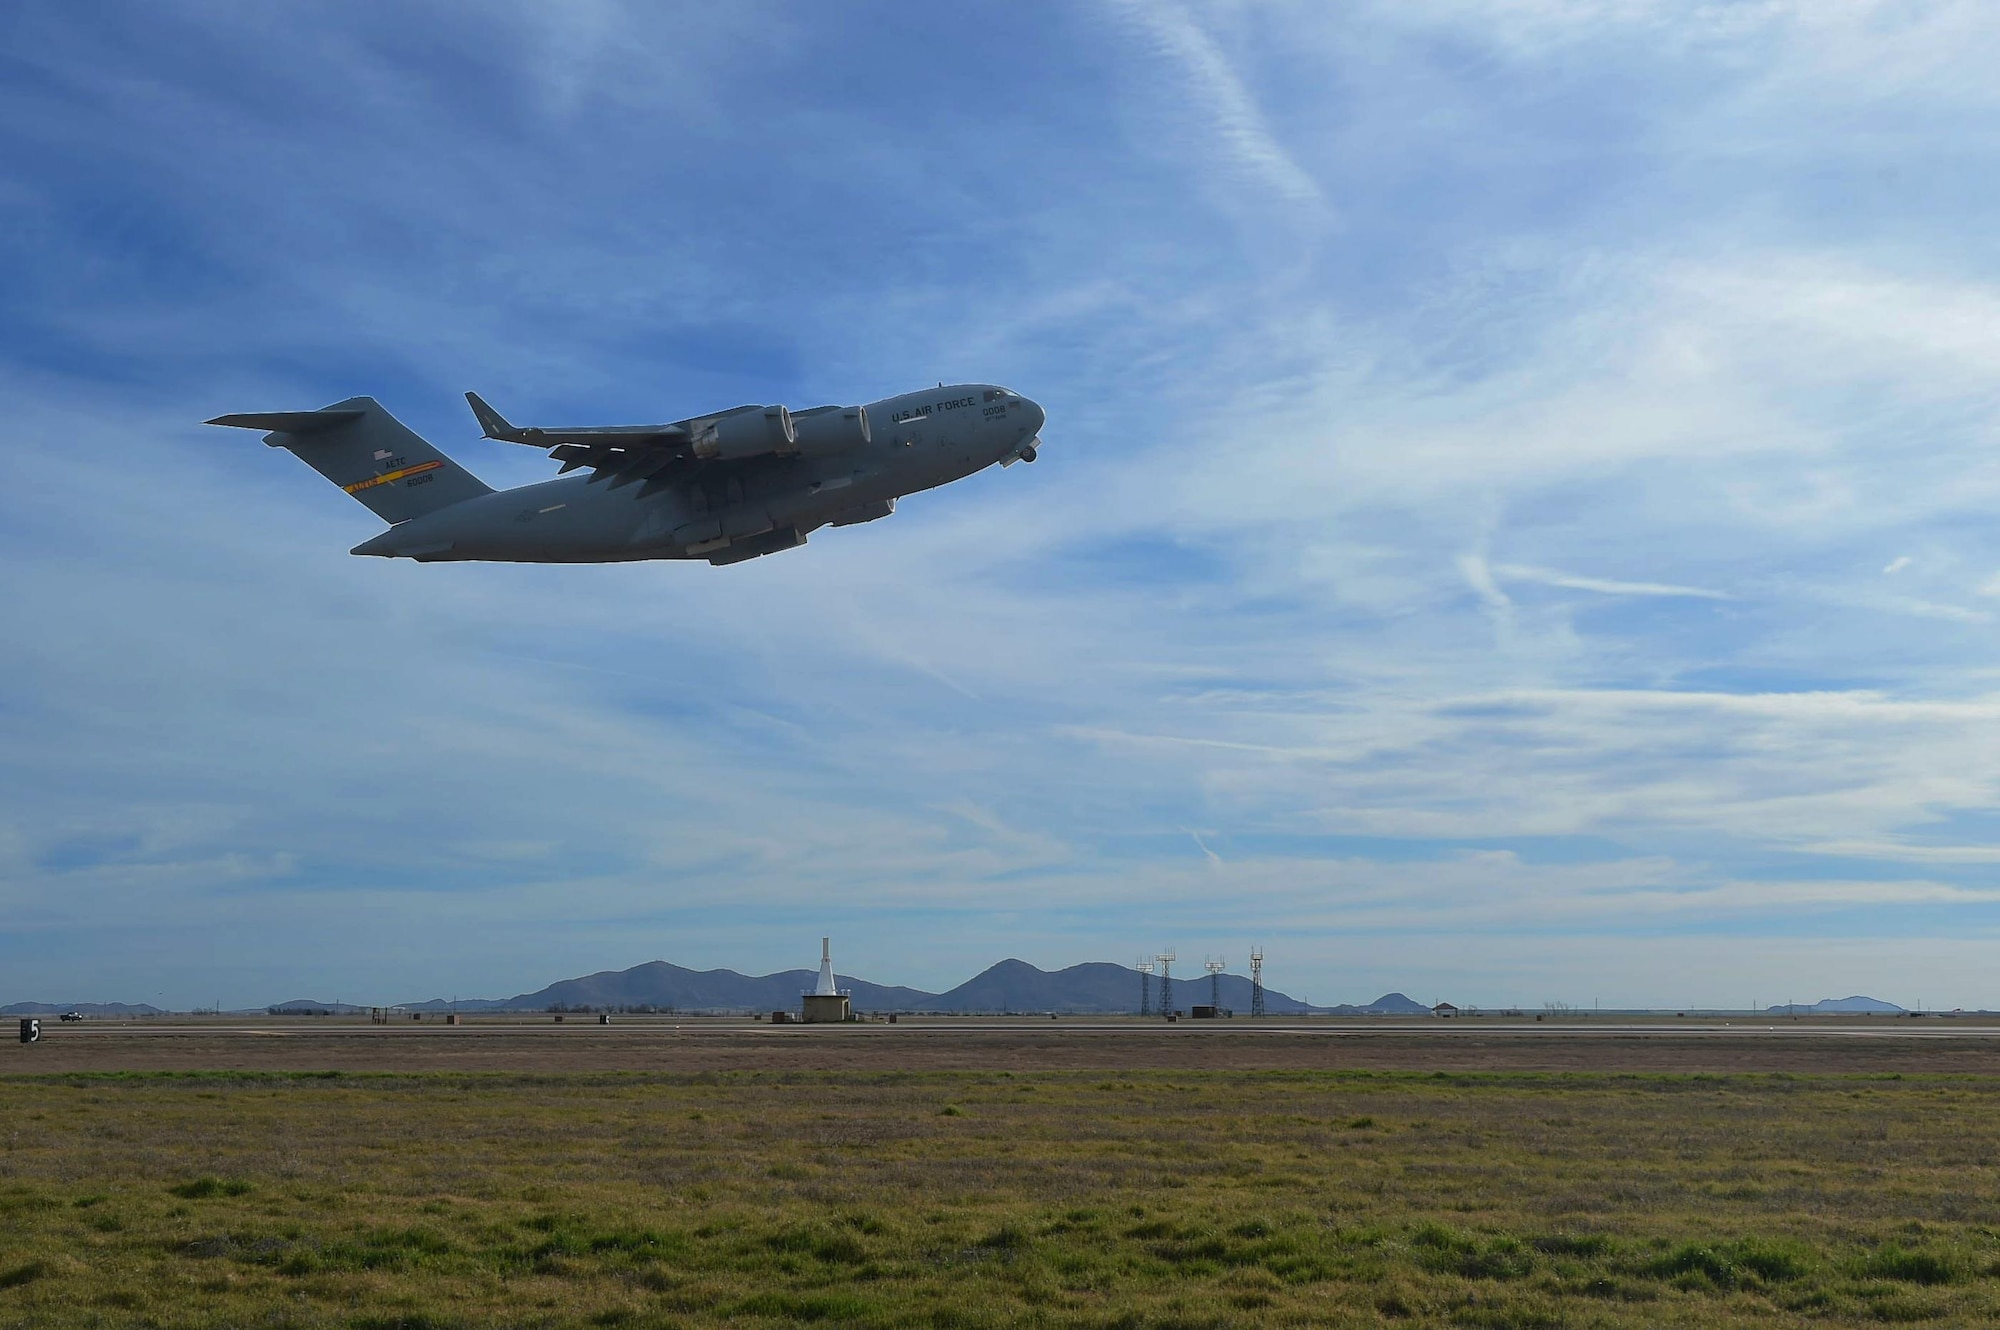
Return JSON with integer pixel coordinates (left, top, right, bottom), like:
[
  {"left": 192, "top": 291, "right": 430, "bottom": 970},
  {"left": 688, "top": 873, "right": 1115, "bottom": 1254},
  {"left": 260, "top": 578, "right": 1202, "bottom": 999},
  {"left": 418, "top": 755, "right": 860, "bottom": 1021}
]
[{"left": 347, "top": 384, "right": 1043, "bottom": 564}]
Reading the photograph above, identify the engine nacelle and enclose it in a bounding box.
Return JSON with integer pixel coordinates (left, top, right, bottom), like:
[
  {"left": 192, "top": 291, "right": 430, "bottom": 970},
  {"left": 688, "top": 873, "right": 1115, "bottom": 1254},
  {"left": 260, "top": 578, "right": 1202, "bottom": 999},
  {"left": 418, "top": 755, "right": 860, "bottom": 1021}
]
[
  {"left": 693, "top": 405, "right": 794, "bottom": 461},
  {"left": 829, "top": 498, "right": 894, "bottom": 527},
  {"left": 786, "top": 405, "right": 871, "bottom": 458}
]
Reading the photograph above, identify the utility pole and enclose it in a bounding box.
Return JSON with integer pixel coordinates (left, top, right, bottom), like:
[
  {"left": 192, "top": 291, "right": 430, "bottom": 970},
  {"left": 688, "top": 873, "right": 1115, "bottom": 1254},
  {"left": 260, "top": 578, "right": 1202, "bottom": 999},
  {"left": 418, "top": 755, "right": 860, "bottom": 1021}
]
[
  {"left": 1205, "top": 956, "right": 1226, "bottom": 1011},
  {"left": 1136, "top": 960, "right": 1154, "bottom": 1017},
  {"left": 1156, "top": 952, "right": 1177, "bottom": 1017},
  {"left": 1250, "top": 947, "right": 1265, "bottom": 1018}
]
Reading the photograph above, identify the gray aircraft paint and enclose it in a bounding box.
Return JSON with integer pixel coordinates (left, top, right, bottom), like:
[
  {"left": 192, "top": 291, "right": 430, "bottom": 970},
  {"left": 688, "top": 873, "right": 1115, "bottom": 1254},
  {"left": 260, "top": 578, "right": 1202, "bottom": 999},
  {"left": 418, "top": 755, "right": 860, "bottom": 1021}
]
[{"left": 210, "top": 384, "right": 1045, "bottom": 565}]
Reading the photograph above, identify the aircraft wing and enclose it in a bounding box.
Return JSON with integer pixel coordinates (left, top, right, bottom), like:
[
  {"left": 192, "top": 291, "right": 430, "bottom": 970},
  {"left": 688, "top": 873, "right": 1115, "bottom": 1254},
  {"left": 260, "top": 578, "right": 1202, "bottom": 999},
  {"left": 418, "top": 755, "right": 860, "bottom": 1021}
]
[
  {"left": 465, "top": 391, "right": 691, "bottom": 448},
  {"left": 464, "top": 392, "right": 768, "bottom": 494}
]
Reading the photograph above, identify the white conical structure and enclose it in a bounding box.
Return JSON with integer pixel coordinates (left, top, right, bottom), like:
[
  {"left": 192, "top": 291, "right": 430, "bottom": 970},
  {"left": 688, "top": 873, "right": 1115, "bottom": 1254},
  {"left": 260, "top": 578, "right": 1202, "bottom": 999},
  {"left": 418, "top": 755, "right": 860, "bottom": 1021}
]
[{"left": 813, "top": 937, "right": 838, "bottom": 996}]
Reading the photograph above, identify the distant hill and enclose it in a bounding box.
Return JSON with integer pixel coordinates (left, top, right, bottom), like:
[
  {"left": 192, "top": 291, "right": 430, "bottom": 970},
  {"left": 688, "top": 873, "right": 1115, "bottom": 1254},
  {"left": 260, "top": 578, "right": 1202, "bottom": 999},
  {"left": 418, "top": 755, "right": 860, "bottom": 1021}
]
[
  {"left": 406, "top": 961, "right": 940, "bottom": 1015},
  {"left": 927, "top": 959, "right": 1327, "bottom": 1015},
  {"left": 399, "top": 958, "right": 1334, "bottom": 1015},
  {"left": 1766, "top": 996, "right": 1905, "bottom": 1015},
  {"left": 1322, "top": 992, "right": 1432, "bottom": 1016},
  {"left": 1, "top": 1001, "right": 167, "bottom": 1016}
]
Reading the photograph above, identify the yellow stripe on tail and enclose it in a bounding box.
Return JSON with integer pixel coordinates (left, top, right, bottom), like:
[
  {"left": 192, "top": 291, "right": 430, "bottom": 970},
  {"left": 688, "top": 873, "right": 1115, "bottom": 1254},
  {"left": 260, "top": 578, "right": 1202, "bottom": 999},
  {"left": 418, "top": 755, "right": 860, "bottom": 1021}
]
[{"left": 344, "top": 460, "right": 443, "bottom": 493}]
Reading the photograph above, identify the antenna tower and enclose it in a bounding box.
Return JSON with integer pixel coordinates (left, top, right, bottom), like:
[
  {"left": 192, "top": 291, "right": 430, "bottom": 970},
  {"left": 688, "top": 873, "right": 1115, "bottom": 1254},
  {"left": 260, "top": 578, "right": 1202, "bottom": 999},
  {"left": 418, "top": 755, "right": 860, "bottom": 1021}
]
[
  {"left": 1136, "top": 960, "right": 1154, "bottom": 1017},
  {"left": 1205, "top": 956, "right": 1226, "bottom": 1011},
  {"left": 1156, "top": 952, "right": 1176, "bottom": 1016},
  {"left": 1250, "top": 947, "right": 1265, "bottom": 1017}
]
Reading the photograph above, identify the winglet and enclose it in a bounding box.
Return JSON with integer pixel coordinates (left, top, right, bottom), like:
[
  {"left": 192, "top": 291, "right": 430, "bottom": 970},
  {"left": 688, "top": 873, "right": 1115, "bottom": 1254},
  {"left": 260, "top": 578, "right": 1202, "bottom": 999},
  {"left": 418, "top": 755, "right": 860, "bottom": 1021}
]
[{"left": 465, "top": 391, "right": 528, "bottom": 443}]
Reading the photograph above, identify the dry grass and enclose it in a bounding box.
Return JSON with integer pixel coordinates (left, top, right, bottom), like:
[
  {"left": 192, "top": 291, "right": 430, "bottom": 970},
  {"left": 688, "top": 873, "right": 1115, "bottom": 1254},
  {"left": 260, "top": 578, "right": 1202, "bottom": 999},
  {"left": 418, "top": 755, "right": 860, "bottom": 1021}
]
[{"left": 4, "top": 1068, "right": 2000, "bottom": 1326}]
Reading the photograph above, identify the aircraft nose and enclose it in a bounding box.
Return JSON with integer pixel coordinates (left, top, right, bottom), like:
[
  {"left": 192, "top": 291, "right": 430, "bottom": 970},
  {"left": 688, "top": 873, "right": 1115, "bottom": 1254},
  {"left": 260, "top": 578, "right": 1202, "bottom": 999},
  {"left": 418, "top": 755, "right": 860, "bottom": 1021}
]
[
  {"left": 1021, "top": 397, "right": 1046, "bottom": 436},
  {"left": 1004, "top": 397, "right": 1046, "bottom": 466}
]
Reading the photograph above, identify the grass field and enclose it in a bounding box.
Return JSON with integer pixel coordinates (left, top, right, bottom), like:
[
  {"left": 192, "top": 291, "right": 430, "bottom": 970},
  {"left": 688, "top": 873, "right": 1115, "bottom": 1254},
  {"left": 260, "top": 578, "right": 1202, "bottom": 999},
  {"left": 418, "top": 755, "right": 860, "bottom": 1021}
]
[{"left": 5, "top": 1066, "right": 2000, "bottom": 1327}]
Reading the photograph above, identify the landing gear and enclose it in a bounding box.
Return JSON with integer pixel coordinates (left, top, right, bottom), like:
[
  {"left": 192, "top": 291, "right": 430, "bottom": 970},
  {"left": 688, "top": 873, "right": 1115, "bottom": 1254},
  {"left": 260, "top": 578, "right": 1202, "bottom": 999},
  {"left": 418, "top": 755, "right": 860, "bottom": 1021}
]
[{"left": 1000, "top": 436, "right": 1042, "bottom": 468}]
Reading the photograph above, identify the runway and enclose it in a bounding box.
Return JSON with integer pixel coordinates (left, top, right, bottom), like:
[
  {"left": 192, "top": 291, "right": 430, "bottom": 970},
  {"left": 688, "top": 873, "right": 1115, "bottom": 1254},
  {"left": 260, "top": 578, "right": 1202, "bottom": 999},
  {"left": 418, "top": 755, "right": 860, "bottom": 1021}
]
[{"left": 11, "top": 1013, "right": 2000, "bottom": 1075}]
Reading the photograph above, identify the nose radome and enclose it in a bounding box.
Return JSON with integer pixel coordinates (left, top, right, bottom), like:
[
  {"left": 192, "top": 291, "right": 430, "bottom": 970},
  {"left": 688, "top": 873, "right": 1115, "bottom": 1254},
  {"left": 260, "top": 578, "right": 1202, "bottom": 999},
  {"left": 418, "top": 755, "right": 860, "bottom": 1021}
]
[{"left": 1022, "top": 398, "right": 1046, "bottom": 435}]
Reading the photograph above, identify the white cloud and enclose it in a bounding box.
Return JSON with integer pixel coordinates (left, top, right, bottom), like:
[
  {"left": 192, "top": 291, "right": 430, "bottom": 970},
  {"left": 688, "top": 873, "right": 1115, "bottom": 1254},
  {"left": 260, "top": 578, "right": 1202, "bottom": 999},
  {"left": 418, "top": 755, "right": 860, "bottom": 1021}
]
[
  {"left": 1183, "top": 827, "right": 1224, "bottom": 865},
  {"left": 1107, "top": 0, "right": 1326, "bottom": 210},
  {"left": 1457, "top": 552, "right": 1514, "bottom": 614},
  {"left": 1494, "top": 564, "right": 1732, "bottom": 600}
]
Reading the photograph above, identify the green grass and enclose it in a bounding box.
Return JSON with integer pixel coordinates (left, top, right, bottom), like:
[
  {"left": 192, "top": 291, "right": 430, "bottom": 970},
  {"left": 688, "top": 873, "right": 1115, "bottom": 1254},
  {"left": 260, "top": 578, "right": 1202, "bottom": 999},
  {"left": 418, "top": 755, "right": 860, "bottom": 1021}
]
[{"left": 4, "top": 1069, "right": 2000, "bottom": 1325}]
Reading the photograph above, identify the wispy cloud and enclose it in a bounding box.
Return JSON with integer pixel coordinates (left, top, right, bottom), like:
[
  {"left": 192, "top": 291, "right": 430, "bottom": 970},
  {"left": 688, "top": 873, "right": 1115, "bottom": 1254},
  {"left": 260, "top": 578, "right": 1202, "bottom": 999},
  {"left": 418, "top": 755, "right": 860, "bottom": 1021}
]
[
  {"left": 1183, "top": 827, "right": 1224, "bottom": 865},
  {"left": 1109, "top": 0, "right": 1326, "bottom": 211},
  {"left": 1493, "top": 564, "right": 1732, "bottom": 600},
  {"left": 1458, "top": 553, "right": 1514, "bottom": 614}
]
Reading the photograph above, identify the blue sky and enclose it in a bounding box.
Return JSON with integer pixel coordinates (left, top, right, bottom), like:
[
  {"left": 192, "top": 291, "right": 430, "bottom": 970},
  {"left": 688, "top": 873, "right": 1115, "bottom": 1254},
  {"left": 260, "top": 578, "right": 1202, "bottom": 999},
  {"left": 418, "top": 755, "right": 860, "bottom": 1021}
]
[{"left": 6, "top": 1, "right": 2000, "bottom": 1009}]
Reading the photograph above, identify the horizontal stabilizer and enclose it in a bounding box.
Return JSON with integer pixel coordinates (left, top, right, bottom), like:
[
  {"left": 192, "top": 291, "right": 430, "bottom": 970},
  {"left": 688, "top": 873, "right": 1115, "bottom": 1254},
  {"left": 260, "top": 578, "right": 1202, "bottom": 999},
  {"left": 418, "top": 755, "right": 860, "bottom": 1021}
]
[{"left": 206, "top": 409, "right": 364, "bottom": 437}]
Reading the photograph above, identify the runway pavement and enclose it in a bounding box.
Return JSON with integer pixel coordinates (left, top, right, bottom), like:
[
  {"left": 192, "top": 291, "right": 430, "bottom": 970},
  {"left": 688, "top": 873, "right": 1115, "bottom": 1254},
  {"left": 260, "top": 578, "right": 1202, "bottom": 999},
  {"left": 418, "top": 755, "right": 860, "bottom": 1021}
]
[{"left": 10, "top": 1013, "right": 2000, "bottom": 1075}]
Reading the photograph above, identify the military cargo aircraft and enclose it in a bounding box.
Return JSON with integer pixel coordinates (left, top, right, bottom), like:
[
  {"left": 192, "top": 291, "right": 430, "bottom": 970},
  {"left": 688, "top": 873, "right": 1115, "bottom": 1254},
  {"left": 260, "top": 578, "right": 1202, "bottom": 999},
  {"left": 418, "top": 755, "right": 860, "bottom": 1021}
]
[{"left": 208, "top": 384, "right": 1045, "bottom": 565}]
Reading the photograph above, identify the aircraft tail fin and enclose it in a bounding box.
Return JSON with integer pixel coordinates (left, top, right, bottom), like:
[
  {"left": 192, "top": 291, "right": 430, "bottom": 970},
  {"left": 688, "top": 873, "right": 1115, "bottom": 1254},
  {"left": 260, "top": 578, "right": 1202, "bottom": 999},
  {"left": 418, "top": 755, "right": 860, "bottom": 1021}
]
[{"left": 208, "top": 397, "right": 492, "bottom": 524}]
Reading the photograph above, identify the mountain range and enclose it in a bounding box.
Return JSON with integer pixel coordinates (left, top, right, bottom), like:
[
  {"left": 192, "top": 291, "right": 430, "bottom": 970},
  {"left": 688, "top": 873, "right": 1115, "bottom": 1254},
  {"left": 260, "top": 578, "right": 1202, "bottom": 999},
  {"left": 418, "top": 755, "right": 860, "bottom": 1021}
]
[
  {"left": 1765, "top": 996, "right": 1906, "bottom": 1014},
  {"left": 388, "top": 958, "right": 1392, "bottom": 1015},
  {"left": 5, "top": 972, "right": 1917, "bottom": 1018},
  {"left": 0, "top": 1001, "right": 168, "bottom": 1016}
]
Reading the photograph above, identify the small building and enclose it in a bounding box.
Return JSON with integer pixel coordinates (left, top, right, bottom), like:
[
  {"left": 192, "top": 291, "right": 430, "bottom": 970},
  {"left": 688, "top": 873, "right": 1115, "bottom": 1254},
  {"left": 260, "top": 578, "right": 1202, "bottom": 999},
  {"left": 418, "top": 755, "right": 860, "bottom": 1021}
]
[
  {"left": 802, "top": 994, "right": 850, "bottom": 1022},
  {"left": 1190, "top": 1005, "right": 1233, "bottom": 1019},
  {"left": 1433, "top": 1002, "right": 1459, "bottom": 1018}
]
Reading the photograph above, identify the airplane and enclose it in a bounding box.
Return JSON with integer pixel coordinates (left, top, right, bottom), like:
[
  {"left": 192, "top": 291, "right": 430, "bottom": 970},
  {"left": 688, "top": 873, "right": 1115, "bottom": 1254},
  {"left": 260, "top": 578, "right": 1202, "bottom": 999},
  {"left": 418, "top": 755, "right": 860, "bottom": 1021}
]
[{"left": 207, "top": 383, "right": 1046, "bottom": 565}]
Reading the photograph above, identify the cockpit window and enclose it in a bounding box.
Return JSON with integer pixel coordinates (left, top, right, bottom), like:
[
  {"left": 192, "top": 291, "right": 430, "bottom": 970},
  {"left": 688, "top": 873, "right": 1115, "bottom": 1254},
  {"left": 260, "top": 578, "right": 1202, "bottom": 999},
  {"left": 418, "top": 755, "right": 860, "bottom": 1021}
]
[{"left": 983, "top": 389, "right": 1012, "bottom": 403}]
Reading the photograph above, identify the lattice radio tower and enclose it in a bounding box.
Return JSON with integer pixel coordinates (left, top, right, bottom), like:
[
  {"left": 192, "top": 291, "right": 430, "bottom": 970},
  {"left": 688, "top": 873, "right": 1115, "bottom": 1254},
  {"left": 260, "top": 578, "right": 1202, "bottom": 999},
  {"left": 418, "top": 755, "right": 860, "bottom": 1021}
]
[
  {"left": 1136, "top": 959, "right": 1154, "bottom": 1017},
  {"left": 1205, "top": 956, "right": 1226, "bottom": 1011},
  {"left": 1250, "top": 947, "right": 1266, "bottom": 1018},
  {"left": 1156, "top": 951, "right": 1176, "bottom": 1017}
]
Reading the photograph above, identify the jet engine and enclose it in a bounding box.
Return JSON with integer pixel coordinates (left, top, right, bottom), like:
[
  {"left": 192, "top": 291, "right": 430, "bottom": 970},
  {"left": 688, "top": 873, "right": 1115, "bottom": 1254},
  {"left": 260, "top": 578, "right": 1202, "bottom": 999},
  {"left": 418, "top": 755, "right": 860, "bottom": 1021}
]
[
  {"left": 692, "top": 405, "right": 795, "bottom": 460},
  {"left": 786, "top": 405, "right": 871, "bottom": 458}
]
